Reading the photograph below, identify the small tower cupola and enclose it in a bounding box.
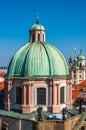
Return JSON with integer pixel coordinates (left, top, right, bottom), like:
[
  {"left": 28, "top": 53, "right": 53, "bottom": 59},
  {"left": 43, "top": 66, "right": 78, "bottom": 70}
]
[
  {"left": 29, "top": 17, "right": 46, "bottom": 43},
  {"left": 77, "top": 49, "right": 85, "bottom": 67},
  {"left": 69, "top": 56, "right": 73, "bottom": 64},
  {"left": 68, "top": 56, "right": 73, "bottom": 70},
  {"left": 72, "top": 48, "right": 79, "bottom": 70}
]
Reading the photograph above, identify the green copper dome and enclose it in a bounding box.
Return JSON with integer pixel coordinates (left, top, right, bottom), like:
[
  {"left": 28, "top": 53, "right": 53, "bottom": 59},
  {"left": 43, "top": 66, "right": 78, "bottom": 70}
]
[
  {"left": 77, "top": 50, "right": 85, "bottom": 61},
  {"left": 72, "top": 56, "right": 79, "bottom": 70},
  {"left": 77, "top": 54, "right": 85, "bottom": 61},
  {"left": 31, "top": 23, "right": 45, "bottom": 30},
  {"left": 7, "top": 42, "right": 69, "bottom": 78}
]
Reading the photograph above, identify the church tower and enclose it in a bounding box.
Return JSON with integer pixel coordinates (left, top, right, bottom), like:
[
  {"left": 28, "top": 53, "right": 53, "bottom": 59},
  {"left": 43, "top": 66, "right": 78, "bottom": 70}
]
[{"left": 69, "top": 49, "right": 86, "bottom": 85}]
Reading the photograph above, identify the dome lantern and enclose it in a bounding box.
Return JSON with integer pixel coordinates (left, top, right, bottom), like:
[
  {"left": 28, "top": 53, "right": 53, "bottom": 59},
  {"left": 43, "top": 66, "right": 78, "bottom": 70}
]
[{"left": 29, "top": 17, "right": 46, "bottom": 43}]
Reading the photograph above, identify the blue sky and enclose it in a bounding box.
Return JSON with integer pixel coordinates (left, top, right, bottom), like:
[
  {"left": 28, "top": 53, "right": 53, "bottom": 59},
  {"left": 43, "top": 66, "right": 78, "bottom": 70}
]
[{"left": 0, "top": 0, "right": 86, "bottom": 66}]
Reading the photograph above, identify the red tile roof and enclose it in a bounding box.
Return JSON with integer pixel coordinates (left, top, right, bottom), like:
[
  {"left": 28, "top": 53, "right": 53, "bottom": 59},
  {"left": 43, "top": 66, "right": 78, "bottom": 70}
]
[
  {"left": 0, "top": 72, "right": 6, "bottom": 77},
  {"left": 0, "top": 72, "right": 6, "bottom": 90},
  {"left": 72, "top": 90, "right": 81, "bottom": 100},
  {"left": 0, "top": 82, "right": 4, "bottom": 90},
  {"left": 72, "top": 80, "right": 86, "bottom": 100},
  {"left": 75, "top": 80, "right": 86, "bottom": 90}
]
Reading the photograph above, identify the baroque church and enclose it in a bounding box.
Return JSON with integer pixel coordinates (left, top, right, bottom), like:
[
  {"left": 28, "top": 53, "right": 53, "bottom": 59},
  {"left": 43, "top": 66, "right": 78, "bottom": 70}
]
[
  {"left": 69, "top": 50, "right": 86, "bottom": 85},
  {"left": 4, "top": 18, "right": 72, "bottom": 114}
]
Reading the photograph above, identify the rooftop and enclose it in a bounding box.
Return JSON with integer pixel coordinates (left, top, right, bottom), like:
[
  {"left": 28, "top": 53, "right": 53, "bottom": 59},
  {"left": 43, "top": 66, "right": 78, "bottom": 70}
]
[
  {"left": 0, "top": 72, "right": 6, "bottom": 77},
  {"left": 0, "top": 107, "right": 85, "bottom": 122},
  {"left": 0, "top": 109, "right": 37, "bottom": 122},
  {"left": 72, "top": 80, "right": 86, "bottom": 100}
]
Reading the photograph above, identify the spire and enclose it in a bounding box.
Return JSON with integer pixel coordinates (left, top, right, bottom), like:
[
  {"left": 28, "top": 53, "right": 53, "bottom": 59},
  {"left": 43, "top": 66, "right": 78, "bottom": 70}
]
[
  {"left": 69, "top": 56, "right": 73, "bottom": 71},
  {"left": 80, "top": 49, "right": 82, "bottom": 54},
  {"left": 69, "top": 56, "right": 72, "bottom": 64},
  {"left": 74, "top": 48, "right": 76, "bottom": 57},
  {"left": 74, "top": 48, "right": 77, "bottom": 65}
]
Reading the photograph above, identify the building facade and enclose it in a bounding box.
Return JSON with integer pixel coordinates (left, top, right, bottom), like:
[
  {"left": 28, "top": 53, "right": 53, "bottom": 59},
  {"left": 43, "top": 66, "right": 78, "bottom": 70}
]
[
  {"left": 69, "top": 50, "right": 86, "bottom": 85},
  {"left": 4, "top": 18, "right": 72, "bottom": 114}
]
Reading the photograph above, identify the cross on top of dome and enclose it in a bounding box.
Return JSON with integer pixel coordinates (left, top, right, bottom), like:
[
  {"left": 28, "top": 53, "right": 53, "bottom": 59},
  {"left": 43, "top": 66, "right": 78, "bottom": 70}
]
[{"left": 36, "top": 15, "right": 39, "bottom": 24}]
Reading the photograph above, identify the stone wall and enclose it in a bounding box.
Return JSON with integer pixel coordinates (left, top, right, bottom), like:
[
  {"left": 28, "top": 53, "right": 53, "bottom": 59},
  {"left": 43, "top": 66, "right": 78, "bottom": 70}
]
[
  {"left": 34, "top": 114, "right": 86, "bottom": 130},
  {"left": 35, "top": 121, "right": 65, "bottom": 130},
  {"left": 0, "top": 115, "right": 36, "bottom": 130},
  {"left": 21, "top": 119, "right": 36, "bottom": 130},
  {"left": 0, "top": 113, "right": 86, "bottom": 130},
  {"left": 1, "top": 116, "right": 19, "bottom": 130},
  {"left": 64, "top": 115, "right": 81, "bottom": 130}
]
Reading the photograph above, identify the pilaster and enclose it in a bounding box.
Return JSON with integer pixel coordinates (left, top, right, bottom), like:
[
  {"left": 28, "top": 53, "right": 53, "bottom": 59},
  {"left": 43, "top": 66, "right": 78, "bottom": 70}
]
[
  {"left": 52, "top": 84, "right": 61, "bottom": 113},
  {"left": 69, "top": 83, "right": 73, "bottom": 109},
  {"left": 4, "top": 80, "right": 11, "bottom": 111},
  {"left": 22, "top": 83, "right": 31, "bottom": 114}
]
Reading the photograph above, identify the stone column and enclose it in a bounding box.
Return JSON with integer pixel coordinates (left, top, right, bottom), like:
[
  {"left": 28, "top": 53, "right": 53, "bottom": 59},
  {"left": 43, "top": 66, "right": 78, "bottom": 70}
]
[
  {"left": 4, "top": 82, "right": 7, "bottom": 107},
  {"left": 52, "top": 85, "right": 56, "bottom": 105},
  {"left": 52, "top": 84, "right": 60, "bottom": 113},
  {"left": 19, "top": 119, "right": 21, "bottom": 130},
  {"left": 22, "top": 84, "right": 27, "bottom": 114},
  {"left": 57, "top": 84, "right": 60, "bottom": 105},
  {"left": 22, "top": 83, "right": 32, "bottom": 114},
  {"left": 22, "top": 84, "right": 26, "bottom": 105},
  {"left": 4, "top": 80, "right": 11, "bottom": 111},
  {"left": 28, "top": 85, "right": 31, "bottom": 105},
  {"left": 69, "top": 83, "right": 72, "bottom": 109}
]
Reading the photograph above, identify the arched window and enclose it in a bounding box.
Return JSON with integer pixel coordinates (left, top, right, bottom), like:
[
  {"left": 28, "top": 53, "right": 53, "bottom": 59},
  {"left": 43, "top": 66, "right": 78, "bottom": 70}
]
[
  {"left": 60, "top": 87, "right": 65, "bottom": 103},
  {"left": 38, "top": 33, "right": 40, "bottom": 41},
  {"left": 32, "top": 34, "right": 35, "bottom": 42},
  {"left": 16, "top": 87, "right": 22, "bottom": 104},
  {"left": 80, "top": 63, "right": 82, "bottom": 69},
  {"left": 74, "top": 74, "right": 76, "bottom": 79},
  {"left": 74, "top": 81, "right": 76, "bottom": 85},
  {"left": 43, "top": 34, "right": 44, "bottom": 42},
  {"left": 37, "top": 88, "right": 46, "bottom": 105}
]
